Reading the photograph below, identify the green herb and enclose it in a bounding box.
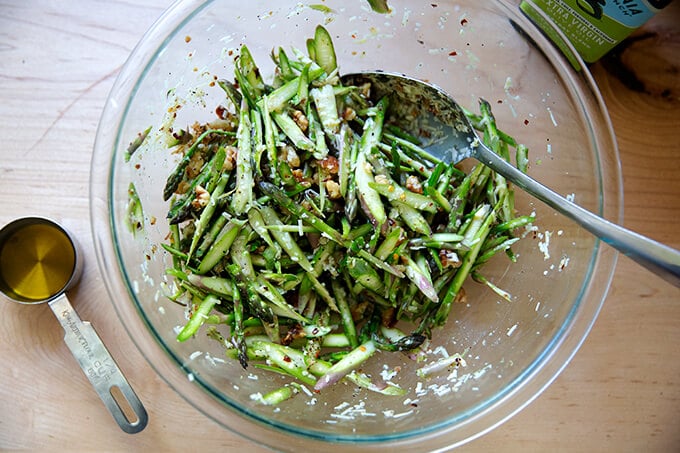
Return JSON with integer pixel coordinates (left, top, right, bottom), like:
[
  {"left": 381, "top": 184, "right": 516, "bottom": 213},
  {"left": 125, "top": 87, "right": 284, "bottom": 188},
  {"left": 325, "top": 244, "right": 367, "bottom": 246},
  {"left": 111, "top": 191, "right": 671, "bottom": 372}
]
[
  {"left": 125, "top": 125, "right": 152, "bottom": 162},
  {"left": 126, "top": 182, "right": 144, "bottom": 236},
  {"left": 367, "top": 0, "right": 391, "bottom": 14}
]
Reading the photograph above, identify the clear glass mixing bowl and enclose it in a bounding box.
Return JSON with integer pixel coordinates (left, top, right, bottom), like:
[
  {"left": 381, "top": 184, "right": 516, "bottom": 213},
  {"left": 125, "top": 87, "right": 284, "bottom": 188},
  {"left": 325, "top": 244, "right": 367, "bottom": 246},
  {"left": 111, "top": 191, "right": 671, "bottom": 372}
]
[{"left": 90, "top": 0, "right": 620, "bottom": 449}]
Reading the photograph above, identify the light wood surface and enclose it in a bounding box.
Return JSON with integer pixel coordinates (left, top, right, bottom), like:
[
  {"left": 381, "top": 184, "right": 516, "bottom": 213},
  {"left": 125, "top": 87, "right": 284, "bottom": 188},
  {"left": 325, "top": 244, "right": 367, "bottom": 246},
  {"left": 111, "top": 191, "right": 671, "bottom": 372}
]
[{"left": 1, "top": 1, "right": 678, "bottom": 451}]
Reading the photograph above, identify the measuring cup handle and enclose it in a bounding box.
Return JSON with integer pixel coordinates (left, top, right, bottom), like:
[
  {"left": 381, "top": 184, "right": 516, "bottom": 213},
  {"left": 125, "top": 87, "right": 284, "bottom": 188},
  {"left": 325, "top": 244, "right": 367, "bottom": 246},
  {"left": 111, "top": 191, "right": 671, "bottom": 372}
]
[{"left": 48, "top": 294, "right": 148, "bottom": 433}]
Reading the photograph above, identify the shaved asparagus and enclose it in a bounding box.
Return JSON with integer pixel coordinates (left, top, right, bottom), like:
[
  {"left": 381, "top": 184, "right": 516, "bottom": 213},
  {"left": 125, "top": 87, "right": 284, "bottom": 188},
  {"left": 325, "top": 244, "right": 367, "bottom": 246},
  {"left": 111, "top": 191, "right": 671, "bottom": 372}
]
[{"left": 151, "top": 25, "right": 533, "bottom": 404}]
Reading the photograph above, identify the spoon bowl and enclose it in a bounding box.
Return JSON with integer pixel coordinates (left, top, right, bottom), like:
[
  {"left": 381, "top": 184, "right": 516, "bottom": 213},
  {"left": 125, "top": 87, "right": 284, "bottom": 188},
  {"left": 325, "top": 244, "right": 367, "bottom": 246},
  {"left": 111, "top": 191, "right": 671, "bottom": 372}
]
[{"left": 341, "top": 71, "right": 680, "bottom": 287}]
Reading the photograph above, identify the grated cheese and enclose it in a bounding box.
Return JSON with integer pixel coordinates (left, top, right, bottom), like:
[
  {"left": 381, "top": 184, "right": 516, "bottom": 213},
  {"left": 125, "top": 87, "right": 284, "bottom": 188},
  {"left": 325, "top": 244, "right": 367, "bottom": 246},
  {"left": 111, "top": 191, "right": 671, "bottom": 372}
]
[
  {"left": 538, "top": 230, "right": 552, "bottom": 260},
  {"left": 383, "top": 409, "right": 414, "bottom": 419}
]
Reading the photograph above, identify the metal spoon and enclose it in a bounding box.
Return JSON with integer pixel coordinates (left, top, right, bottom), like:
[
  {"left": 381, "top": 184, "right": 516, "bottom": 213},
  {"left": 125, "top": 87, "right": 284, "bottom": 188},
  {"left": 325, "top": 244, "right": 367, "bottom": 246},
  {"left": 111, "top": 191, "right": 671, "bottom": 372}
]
[
  {"left": 0, "top": 217, "right": 148, "bottom": 433},
  {"left": 341, "top": 71, "right": 680, "bottom": 287}
]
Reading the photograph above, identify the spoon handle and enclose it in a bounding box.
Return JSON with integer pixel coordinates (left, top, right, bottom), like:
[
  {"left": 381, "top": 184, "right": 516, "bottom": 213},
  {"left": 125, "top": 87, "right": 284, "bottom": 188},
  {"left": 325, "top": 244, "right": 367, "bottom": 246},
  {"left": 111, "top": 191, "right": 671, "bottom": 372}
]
[
  {"left": 48, "top": 294, "right": 148, "bottom": 433},
  {"left": 477, "top": 145, "right": 680, "bottom": 288}
]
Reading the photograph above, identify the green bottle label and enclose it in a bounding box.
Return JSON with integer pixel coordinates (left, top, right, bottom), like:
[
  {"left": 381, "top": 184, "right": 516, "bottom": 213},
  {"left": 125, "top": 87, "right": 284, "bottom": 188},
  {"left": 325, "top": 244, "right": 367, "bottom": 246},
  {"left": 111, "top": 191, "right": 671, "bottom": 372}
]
[{"left": 521, "top": 0, "right": 670, "bottom": 63}]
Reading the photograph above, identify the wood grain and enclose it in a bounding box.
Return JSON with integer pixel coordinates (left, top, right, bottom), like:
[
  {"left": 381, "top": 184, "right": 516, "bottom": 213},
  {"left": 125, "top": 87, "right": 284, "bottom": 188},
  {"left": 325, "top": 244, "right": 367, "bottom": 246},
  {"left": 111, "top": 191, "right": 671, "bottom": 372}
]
[{"left": 1, "top": 1, "right": 678, "bottom": 451}]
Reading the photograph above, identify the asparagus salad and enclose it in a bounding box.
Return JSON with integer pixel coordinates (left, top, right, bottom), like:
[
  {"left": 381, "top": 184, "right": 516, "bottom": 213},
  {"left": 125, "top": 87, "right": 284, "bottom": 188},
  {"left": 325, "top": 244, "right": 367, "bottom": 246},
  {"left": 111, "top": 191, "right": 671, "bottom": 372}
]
[{"left": 130, "top": 25, "right": 534, "bottom": 405}]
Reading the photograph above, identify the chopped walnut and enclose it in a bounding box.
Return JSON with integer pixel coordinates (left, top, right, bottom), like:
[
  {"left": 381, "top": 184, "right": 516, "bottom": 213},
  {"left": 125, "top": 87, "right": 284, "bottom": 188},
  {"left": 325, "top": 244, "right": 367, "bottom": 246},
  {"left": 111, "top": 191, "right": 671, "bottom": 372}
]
[
  {"left": 177, "top": 180, "right": 191, "bottom": 195},
  {"left": 342, "top": 107, "right": 356, "bottom": 121},
  {"left": 325, "top": 180, "right": 342, "bottom": 199},
  {"left": 207, "top": 116, "right": 238, "bottom": 131},
  {"left": 224, "top": 146, "right": 238, "bottom": 171},
  {"left": 283, "top": 146, "right": 301, "bottom": 168},
  {"left": 215, "top": 104, "right": 229, "bottom": 120},
  {"left": 280, "top": 324, "right": 304, "bottom": 346},
  {"left": 191, "top": 185, "right": 210, "bottom": 209},
  {"left": 361, "top": 160, "right": 374, "bottom": 174},
  {"left": 351, "top": 300, "right": 370, "bottom": 322},
  {"left": 406, "top": 175, "right": 423, "bottom": 194},
  {"left": 454, "top": 287, "right": 467, "bottom": 304},
  {"left": 381, "top": 307, "right": 397, "bottom": 328},
  {"left": 319, "top": 156, "right": 339, "bottom": 175},
  {"left": 292, "top": 110, "right": 309, "bottom": 132},
  {"left": 292, "top": 169, "right": 312, "bottom": 187},
  {"left": 186, "top": 152, "right": 204, "bottom": 178},
  {"left": 439, "top": 249, "right": 461, "bottom": 268},
  {"left": 359, "top": 82, "right": 371, "bottom": 99},
  {"left": 190, "top": 121, "right": 207, "bottom": 137}
]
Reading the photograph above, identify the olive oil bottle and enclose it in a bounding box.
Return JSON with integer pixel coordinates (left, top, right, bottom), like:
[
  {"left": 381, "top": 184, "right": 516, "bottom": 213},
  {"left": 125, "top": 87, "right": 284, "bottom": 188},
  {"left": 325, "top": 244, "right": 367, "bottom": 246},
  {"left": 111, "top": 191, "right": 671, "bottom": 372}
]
[{"left": 521, "top": 0, "right": 673, "bottom": 63}]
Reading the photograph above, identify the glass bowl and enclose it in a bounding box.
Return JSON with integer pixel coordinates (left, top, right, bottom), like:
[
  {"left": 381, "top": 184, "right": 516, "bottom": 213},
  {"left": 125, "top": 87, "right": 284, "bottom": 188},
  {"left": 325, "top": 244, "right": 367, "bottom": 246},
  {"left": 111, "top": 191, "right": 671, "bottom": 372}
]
[{"left": 90, "top": 0, "right": 620, "bottom": 449}]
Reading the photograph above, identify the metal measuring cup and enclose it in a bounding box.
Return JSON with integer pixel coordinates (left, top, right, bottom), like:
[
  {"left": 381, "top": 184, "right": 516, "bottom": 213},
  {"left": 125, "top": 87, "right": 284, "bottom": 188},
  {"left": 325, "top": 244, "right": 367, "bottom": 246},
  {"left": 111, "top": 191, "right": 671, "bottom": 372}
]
[{"left": 0, "top": 217, "right": 147, "bottom": 434}]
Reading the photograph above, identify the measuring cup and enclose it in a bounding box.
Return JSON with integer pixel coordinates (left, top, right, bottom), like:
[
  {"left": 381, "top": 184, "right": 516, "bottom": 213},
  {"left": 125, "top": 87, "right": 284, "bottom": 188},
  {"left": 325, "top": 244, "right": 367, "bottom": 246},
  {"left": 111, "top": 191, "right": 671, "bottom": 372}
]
[{"left": 0, "top": 217, "right": 148, "bottom": 434}]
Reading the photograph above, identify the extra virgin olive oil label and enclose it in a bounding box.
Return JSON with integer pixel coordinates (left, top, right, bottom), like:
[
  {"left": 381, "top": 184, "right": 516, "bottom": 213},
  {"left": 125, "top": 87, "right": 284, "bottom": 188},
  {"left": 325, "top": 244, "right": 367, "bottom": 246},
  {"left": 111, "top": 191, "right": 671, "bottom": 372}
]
[{"left": 521, "top": 0, "right": 672, "bottom": 63}]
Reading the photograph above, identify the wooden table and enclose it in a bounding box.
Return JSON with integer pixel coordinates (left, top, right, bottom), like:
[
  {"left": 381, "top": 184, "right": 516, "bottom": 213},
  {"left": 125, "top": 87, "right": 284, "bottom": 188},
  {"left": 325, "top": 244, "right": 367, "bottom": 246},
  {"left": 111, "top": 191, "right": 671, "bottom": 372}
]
[{"left": 1, "top": 1, "right": 678, "bottom": 451}]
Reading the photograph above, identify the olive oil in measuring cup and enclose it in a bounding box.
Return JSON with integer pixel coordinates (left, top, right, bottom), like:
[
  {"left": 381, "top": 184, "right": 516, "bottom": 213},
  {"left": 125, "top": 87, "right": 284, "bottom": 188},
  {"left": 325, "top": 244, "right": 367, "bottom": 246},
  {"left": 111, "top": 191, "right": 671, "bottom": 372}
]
[
  {"left": 0, "top": 217, "right": 147, "bottom": 433},
  {"left": 0, "top": 220, "right": 76, "bottom": 302}
]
